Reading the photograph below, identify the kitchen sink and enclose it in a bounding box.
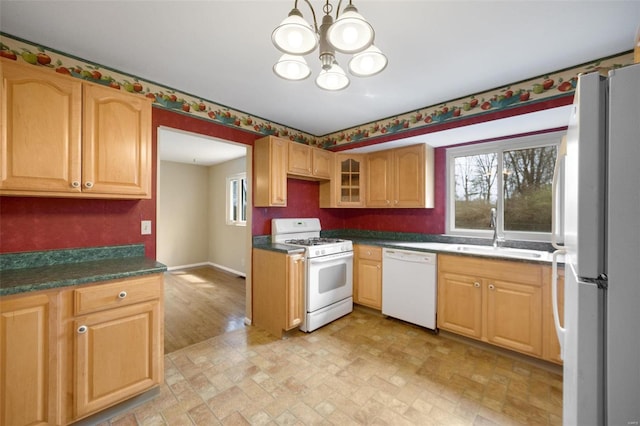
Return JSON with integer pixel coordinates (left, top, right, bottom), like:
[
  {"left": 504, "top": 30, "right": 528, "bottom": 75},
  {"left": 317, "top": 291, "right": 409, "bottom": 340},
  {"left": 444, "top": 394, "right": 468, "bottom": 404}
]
[
  {"left": 387, "top": 242, "right": 552, "bottom": 261},
  {"left": 446, "top": 244, "right": 547, "bottom": 260}
]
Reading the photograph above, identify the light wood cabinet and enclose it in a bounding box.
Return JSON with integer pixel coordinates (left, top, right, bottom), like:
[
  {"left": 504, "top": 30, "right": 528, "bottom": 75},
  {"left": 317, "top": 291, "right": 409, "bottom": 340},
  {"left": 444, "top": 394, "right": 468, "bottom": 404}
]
[
  {"left": 365, "top": 143, "right": 434, "bottom": 208},
  {"left": 254, "top": 136, "right": 288, "bottom": 207},
  {"left": 438, "top": 254, "right": 543, "bottom": 358},
  {"left": 287, "top": 141, "right": 333, "bottom": 179},
  {"left": 68, "top": 274, "right": 163, "bottom": 420},
  {"left": 0, "top": 59, "right": 151, "bottom": 199},
  {"left": 321, "top": 154, "right": 366, "bottom": 208},
  {"left": 542, "top": 266, "right": 565, "bottom": 364},
  {"left": 437, "top": 271, "right": 483, "bottom": 338},
  {"left": 0, "top": 273, "right": 164, "bottom": 425},
  {"left": 354, "top": 245, "right": 382, "bottom": 309},
  {"left": 0, "top": 291, "right": 57, "bottom": 426},
  {"left": 252, "top": 248, "right": 304, "bottom": 337}
]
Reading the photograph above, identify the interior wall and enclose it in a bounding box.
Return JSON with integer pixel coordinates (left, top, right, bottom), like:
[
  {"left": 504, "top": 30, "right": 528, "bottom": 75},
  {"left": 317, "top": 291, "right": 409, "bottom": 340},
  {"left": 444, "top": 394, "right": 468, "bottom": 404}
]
[
  {"left": 208, "top": 156, "right": 247, "bottom": 275},
  {"left": 157, "top": 161, "right": 210, "bottom": 268}
]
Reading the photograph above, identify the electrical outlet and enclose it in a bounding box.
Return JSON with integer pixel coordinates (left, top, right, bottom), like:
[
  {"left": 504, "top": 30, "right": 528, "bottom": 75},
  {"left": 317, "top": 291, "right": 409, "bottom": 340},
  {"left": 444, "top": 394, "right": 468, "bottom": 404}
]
[{"left": 141, "top": 220, "right": 152, "bottom": 235}]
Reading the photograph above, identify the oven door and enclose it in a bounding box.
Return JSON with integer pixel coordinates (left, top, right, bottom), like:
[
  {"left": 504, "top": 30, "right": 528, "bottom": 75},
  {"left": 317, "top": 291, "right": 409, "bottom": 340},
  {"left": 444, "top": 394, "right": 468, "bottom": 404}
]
[{"left": 306, "top": 251, "right": 353, "bottom": 312}]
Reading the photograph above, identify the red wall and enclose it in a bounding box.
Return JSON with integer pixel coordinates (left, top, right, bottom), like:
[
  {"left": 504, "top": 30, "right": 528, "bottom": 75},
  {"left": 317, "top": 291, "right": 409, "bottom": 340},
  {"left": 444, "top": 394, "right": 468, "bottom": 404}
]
[
  {"left": 251, "top": 147, "right": 447, "bottom": 235},
  {"left": 0, "top": 108, "right": 257, "bottom": 257},
  {"left": 1, "top": 103, "right": 560, "bottom": 256}
]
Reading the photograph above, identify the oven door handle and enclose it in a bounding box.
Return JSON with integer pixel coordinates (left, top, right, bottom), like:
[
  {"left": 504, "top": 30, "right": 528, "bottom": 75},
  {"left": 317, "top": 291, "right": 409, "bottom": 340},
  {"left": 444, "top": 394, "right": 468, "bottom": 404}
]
[{"left": 308, "top": 252, "right": 353, "bottom": 263}]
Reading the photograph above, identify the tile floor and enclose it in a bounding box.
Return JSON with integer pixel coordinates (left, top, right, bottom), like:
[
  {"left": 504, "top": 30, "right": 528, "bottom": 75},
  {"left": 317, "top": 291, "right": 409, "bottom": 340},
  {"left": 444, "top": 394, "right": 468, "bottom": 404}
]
[{"left": 100, "top": 308, "right": 562, "bottom": 425}]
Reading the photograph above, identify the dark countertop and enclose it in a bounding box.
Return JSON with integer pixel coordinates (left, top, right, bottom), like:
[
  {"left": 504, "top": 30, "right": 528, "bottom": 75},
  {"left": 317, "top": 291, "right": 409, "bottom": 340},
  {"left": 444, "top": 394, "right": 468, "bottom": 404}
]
[
  {"left": 0, "top": 244, "right": 167, "bottom": 296},
  {"left": 252, "top": 230, "right": 560, "bottom": 265}
]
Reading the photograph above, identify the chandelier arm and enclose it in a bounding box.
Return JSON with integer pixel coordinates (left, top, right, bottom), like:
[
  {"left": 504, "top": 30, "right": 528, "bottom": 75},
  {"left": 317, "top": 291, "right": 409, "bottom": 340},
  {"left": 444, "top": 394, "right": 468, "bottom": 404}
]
[
  {"left": 334, "top": 0, "right": 342, "bottom": 19},
  {"left": 301, "top": 0, "right": 319, "bottom": 33}
]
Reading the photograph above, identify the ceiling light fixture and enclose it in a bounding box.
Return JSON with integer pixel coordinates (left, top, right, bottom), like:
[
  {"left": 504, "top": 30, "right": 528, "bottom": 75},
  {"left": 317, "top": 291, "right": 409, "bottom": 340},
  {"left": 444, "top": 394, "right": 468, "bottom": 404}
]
[{"left": 272, "top": 0, "right": 387, "bottom": 91}]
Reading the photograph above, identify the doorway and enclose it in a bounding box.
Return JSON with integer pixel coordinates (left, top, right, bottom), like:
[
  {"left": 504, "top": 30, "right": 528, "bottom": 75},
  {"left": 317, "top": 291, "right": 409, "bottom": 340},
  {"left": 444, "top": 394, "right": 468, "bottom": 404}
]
[{"left": 157, "top": 127, "right": 252, "bottom": 353}]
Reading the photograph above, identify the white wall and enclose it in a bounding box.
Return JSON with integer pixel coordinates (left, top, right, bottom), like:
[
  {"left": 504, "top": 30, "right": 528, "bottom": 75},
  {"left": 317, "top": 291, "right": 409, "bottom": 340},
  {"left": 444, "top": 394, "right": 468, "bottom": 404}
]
[
  {"left": 208, "top": 157, "right": 247, "bottom": 275},
  {"left": 157, "top": 161, "right": 210, "bottom": 268},
  {"left": 157, "top": 157, "right": 248, "bottom": 275}
]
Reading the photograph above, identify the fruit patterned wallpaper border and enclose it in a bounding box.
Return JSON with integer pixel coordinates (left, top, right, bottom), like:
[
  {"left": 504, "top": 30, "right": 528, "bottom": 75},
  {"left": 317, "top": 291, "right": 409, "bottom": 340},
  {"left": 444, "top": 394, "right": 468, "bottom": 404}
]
[{"left": 1, "top": 33, "right": 634, "bottom": 149}]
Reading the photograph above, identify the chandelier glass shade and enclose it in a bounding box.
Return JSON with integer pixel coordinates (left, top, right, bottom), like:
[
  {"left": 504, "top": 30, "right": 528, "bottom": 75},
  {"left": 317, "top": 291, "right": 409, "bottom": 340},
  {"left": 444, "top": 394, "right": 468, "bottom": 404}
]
[{"left": 271, "top": 0, "right": 387, "bottom": 91}]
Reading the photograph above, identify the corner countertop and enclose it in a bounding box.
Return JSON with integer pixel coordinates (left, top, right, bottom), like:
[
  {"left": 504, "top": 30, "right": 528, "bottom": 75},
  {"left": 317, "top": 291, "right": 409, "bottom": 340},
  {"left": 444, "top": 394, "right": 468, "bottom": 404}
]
[
  {"left": 252, "top": 231, "right": 561, "bottom": 264},
  {"left": 0, "top": 244, "right": 167, "bottom": 296}
]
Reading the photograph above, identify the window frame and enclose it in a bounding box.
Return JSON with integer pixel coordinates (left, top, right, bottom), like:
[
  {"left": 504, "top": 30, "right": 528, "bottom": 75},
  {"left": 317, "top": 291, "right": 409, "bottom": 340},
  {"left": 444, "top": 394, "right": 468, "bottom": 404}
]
[
  {"left": 446, "top": 131, "right": 565, "bottom": 242},
  {"left": 226, "top": 172, "right": 247, "bottom": 226}
]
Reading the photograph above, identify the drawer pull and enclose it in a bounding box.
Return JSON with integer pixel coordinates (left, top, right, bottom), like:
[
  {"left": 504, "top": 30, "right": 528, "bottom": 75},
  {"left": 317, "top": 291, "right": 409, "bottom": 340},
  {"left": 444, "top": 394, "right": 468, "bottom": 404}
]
[
  {"left": 488, "top": 284, "right": 495, "bottom": 290},
  {"left": 474, "top": 282, "right": 480, "bottom": 288},
  {"left": 118, "top": 291, "right": 127, "bottom": 299},
  {"left": 77, "top": 325, "right": 88, "bottom": 334}
]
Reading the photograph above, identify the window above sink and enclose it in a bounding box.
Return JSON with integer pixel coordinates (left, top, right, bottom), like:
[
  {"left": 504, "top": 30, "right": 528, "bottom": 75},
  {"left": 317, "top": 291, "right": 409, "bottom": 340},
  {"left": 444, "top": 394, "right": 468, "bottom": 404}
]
[{"left": 446, "top": 131, "right": 565, "bottom": 242}]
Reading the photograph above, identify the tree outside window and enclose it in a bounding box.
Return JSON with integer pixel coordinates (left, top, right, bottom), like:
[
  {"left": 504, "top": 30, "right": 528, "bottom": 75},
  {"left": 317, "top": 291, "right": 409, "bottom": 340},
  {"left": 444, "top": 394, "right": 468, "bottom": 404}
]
[{"left": 447, "top": 133, "right": 562, "bottom": 241}]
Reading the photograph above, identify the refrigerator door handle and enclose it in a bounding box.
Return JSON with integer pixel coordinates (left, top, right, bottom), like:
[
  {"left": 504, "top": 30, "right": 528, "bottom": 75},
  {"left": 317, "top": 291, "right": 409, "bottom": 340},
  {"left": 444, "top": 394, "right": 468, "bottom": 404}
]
[
  {"left": 551, "top": 136, "right": 567, "bottom": 250},
  {"left": 552, "top": 249, "right": 567, "bottom": 360}
]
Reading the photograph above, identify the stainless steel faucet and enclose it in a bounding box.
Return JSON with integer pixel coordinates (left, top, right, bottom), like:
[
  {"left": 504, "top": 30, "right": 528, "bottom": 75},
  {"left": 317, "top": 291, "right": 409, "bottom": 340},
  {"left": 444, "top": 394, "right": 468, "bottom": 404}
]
[{"left": 490, "top": 208, "right": 503, "bottom": 247}]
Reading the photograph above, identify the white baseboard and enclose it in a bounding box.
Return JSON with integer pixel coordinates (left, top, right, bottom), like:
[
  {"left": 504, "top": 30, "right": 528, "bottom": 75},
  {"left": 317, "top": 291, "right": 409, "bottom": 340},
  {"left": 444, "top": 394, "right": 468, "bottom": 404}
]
[{"left": 167, "top": 261, "right": 246, "bottom": 278}]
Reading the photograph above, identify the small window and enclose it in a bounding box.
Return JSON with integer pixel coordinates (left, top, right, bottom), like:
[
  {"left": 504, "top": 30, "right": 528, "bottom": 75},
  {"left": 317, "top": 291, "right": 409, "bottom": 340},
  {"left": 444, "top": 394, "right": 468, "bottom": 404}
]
[
  {"left": 447, "top": 132, "right": 563, "bottom": 241},
  {"left": 226, "top": 173, "right": 247, "bottom": 226}
]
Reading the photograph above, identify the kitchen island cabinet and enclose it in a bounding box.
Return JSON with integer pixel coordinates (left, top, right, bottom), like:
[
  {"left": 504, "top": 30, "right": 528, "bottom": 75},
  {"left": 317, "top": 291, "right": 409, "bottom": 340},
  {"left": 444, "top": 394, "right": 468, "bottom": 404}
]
[
  {"left": 366, "top": 143, "right": 434, "bottom": 208},
  {"left": 0, "top": 59, "right": 152, "bottom": 199},
  {"left": 0, "top": 290, "right": 57, "bottom": 426},
  {"left": 438, "top": 254, "right": 543, "bottom": 358},
  {"left": 353, "top": 244, "right": 382, "bottom": 309},
  {"left": 252, "top": 248, "right": 304, "bottom": 337}
]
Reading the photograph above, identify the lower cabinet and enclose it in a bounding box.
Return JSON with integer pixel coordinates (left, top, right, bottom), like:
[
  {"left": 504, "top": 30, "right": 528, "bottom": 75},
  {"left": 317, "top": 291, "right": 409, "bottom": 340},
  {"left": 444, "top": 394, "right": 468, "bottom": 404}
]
[
  {"left": 353, "top": 245, "right": 382, "bottom": 309},
  {"left": 66, "top": 274, "right": 164, "bottom": 422},
  {"left": 1, "top": 291, "right": 57, "bottom": 426},
  {"left": 0, "top": 273, "right": 164, "bottom": 425},
  {"left": 438, "top": 255, "right": 544, "bottom": 358},
  {"left": 253, "top": 248, "right": 304, "bottom": 337}
]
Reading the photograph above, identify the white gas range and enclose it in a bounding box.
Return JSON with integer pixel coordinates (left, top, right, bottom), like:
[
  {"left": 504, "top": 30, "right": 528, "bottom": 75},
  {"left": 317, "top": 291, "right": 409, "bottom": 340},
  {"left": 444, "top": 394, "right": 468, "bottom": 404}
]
[{"left": 272, "top": 218, "right": 354, "bottom": 332}]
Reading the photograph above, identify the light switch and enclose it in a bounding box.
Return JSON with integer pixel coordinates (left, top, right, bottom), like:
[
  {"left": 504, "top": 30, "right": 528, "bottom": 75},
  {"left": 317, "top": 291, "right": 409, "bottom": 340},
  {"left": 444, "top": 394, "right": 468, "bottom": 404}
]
[{"left": 141, "top": 220, "right": 152, "bottom": 235}]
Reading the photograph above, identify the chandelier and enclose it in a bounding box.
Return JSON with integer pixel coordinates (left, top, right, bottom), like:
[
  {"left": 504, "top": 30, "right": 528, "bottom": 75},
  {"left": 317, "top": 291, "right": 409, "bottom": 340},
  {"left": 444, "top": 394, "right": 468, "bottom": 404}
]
[{"left": 271, "top": 0, "right": 388, "bottom": 91}]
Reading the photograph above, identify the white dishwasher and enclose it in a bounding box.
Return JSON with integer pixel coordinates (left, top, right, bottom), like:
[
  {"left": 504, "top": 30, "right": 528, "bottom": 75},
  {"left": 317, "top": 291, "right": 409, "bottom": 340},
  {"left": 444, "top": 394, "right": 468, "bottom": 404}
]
[{"left": 382, "top": 248, "right": 437, "bottom": 330}]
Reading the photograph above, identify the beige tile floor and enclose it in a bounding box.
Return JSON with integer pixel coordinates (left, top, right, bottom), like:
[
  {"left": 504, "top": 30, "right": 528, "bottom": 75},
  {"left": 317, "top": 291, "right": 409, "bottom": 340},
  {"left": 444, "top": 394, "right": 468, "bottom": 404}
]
[{"left": 100, "top": 308, "right": 562, "bottom": 425}]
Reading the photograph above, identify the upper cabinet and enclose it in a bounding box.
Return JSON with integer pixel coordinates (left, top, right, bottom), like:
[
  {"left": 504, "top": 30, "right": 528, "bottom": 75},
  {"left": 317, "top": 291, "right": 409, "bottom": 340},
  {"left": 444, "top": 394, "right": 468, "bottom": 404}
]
[
  {"left": 254, "top": 136, "right": 288, "bottom": 207},
  {"left": 366, "top": 143, "right": 434, "bottom": 208},
  {"left": 254, "top": 136, "right": 333, "bottom": 207},
  {"left": 320, "top": 153, "right": 366, "bottom": 208},
  {"left": 0, "top": 59, "right": 152, "bottom": 199},
  {"left": 287, "top": 141, "right": 333, "bottom": 179}
]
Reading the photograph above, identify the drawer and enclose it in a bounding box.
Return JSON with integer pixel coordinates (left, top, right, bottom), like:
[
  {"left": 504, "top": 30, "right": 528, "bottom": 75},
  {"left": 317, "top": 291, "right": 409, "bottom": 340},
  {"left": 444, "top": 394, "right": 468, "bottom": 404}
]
[
  {"left": 356, "top": 245, "right": 382, "bottom": 261},
  {"left": 74, "top": 274, "right": 162, "bottom": 315},
  {"left": 438, "top": 254, "right": 542, "bottom": 286}
]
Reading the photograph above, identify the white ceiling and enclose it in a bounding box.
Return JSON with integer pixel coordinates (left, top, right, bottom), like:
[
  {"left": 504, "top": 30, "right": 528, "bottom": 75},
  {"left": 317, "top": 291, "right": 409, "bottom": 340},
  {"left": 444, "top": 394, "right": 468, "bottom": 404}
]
[
  {"left": 158, "top": 127, "right": 248, "bottom": 166},
  {"left": 2, "top": 1, "right": 639, "bottom": 160}
]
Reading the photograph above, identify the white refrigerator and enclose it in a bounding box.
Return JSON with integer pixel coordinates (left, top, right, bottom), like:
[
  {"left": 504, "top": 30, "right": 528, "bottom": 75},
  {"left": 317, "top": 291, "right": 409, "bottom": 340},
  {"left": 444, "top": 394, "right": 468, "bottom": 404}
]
[{"left": 552, "top": 63, "right": 640, "bottom": 425}]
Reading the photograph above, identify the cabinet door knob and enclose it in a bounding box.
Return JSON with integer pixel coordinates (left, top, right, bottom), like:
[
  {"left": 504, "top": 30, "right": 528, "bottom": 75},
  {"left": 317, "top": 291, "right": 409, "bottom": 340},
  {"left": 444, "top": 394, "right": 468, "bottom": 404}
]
[
  {"left": 71, "top": 181, "right": 81, "bottom": 188},
  {"left": 488, "top": 284, "right": 495, "bottom": 290},
  {"left": 118, "top": 291, "right": 127, "bottom": 299},
  {"left": 474, "top": 282, "right": 480, "bottom": 288},
  {"left": 77, "top": 325, "right": 88, "bottom": 334},
  {"left": 84, "top": 181, "right": 94, "bottom": 189}
]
